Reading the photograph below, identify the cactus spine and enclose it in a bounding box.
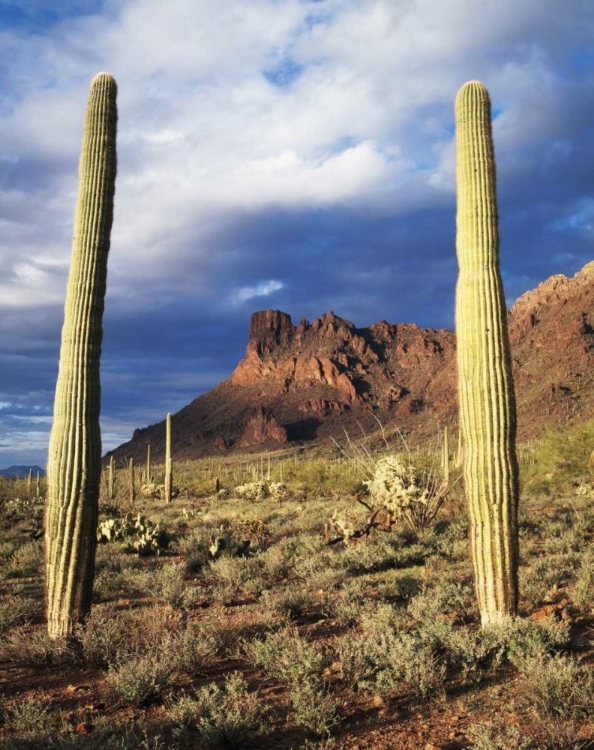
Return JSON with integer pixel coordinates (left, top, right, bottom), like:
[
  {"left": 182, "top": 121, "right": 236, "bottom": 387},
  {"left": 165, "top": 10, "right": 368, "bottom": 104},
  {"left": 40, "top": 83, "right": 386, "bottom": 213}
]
[
  {"left": 45, "top": 73, "right": 117, "bottom": 639},
  {"left": 164, "top": 413, "right": 172, "bottom": 503},
  {"left": 454, "top": 81, "right": 519, "bottom": 625}
]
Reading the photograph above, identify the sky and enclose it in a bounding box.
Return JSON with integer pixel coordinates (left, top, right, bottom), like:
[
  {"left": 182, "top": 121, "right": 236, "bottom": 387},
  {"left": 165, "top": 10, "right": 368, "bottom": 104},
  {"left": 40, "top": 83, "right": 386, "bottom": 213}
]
[{"left": 1, "top": 0, "right": 594, "bottom": 468}]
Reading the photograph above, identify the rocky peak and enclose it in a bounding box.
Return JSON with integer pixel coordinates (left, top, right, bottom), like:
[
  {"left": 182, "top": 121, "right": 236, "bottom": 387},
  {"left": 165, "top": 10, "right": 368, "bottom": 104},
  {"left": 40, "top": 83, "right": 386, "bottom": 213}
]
[
  {"left": 248, "top": 310, "right": 294, "bottom": 356},
  {"left": 509, "top": 261, "right": 594, "bottom": 338}
]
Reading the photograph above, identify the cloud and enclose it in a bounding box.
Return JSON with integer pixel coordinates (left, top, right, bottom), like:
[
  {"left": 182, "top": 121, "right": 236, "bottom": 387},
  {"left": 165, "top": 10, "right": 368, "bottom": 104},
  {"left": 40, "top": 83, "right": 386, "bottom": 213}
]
[{"left": 229, "top": 279, "right": 284, "bottom": 306}]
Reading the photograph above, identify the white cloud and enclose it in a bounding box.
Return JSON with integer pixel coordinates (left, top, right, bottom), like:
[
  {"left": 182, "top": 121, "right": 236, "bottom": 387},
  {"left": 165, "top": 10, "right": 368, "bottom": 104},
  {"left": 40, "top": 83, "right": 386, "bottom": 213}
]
[
  {"left": 230, "top": 279, "right": 284, "bottom": 306},
  {"left": 3, "top": 0, "right": 592, "bottom": 307}
]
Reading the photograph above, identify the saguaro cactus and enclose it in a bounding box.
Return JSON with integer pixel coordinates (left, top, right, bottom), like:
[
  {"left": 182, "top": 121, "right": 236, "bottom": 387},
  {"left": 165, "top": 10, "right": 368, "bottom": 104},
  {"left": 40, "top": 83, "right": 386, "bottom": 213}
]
[
  {"left": 454, "top": 81, "right": 519, "bottom": 625},
  {"left": 165, "top": 413, "right": 172, "bottom": 503},
  {"left": 129, "top": 458, "right": 136, "bottom": 506},
  {"left": 108, "top": 455, "right": 115, "bottom": 500},
  {"left": 45, "top": 73, "right": 117, "bottom": 639}
]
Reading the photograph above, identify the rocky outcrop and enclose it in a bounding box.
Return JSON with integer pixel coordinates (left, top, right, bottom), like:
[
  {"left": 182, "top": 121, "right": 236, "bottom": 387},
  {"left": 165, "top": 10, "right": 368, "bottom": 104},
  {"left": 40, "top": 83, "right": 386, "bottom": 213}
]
[
  {"left": 238, "top": 406, "right": 288, "bottom": 448},
  {"left": 109, "top": 263, "right": 594, "bottom": 463}
]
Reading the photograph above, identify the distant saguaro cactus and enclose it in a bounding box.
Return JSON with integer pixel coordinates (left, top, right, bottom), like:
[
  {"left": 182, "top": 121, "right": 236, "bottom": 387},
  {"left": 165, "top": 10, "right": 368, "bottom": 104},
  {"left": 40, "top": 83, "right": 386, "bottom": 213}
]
[
  {"left": 454, "top": 81, "right": 519, "bottom": 625},
  {"left": 45, "top": 73, "right": 117, "bottom": 639},
  {"left": 165, "top": 413, "right": 172, "bottom": 503},
  {"left": 129, "top": 458, "right": 136, "bottom": 506},
  {"left": 108, "top": 455, "right": 115, "bottom": 500}
]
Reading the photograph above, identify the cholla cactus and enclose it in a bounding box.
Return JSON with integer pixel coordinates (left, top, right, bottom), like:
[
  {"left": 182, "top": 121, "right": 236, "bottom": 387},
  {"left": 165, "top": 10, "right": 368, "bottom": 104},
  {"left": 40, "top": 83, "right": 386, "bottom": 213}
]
[
  {"left": 268, "top": 482, "right": 290, "bottom": 501},
  {"left": 365, "top": 455, "right": 448, "bottom": 531},
  {"left": 234, "top": 481, "right": 269, "bottom": 501}
]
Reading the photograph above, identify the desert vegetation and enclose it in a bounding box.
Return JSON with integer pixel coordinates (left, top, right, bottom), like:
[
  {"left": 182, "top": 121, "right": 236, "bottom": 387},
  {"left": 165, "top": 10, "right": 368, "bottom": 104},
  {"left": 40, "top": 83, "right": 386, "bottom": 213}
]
[{"left": 1, "top": 428, "right": 594, "bottom": 748}]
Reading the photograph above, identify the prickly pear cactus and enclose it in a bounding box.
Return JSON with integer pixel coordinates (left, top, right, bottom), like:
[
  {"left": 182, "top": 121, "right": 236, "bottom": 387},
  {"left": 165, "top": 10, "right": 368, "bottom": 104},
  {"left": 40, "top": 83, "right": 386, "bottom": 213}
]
[
  {"left": 455, "top": 80, "right": 519, "bottom": 625},
  {"left": 45, "top": 73, "right": 118, "bottom": 639}
]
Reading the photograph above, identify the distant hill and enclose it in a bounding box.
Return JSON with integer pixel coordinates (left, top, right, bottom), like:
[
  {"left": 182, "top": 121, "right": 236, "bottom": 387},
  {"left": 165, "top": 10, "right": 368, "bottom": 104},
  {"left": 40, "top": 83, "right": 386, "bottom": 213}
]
[
  {"left": 0, "top": 465, "right": 46, "bottom": 479},
  {"left": 109, "top": 262, "right": 594, "bottom": 463}
]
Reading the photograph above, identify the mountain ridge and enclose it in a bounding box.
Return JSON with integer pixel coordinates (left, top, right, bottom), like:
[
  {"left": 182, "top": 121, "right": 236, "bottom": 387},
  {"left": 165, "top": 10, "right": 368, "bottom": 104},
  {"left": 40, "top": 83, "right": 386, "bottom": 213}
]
[{"left": 108, "top": 263, "right": 594, "bottom": 464}]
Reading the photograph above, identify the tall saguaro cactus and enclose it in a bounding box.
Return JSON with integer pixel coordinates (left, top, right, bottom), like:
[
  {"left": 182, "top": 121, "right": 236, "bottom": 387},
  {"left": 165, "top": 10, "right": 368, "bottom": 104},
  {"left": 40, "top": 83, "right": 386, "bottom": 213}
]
[
  {"left": 45, "top": 73, "right": 117, "bottom": 639},
  {"left": 165, "top": 413, "right": 172, "bottom": 503},
  {"left": 454, "top": 81, "right": 519, "bottom": 625}
]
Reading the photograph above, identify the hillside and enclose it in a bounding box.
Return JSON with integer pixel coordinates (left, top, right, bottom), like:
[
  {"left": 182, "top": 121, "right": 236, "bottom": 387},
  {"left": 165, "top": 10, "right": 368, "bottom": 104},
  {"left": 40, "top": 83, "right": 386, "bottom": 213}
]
[{"left": 109, "top": 262, "right": 594, "bottom": 463}]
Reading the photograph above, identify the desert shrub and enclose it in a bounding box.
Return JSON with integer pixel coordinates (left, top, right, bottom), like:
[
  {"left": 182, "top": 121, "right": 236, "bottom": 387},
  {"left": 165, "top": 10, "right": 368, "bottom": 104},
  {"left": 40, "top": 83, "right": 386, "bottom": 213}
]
[
  {"left": 376, "top": 572, "right": 423, "bottom": 601},
  {"left": 408, "top": 576, "right": 476, "bottom": 622},
  {"left": 247, "top": 627, "right": 340, "bottom": 736},
  {"left": 509, "top": 653, "right": 594, "bottom": 749},
  {"left": 305, "top": 566, "right": 347, "bottom": 594},
  {"left": 6, "top": 698, "right": 58, "bottom": 738},
  {"left": 262, "top": 585, "right": 316, "bottom": 620},
  {"left": 75, "top": 605, "right": 131, "bottom": 667},
  {"left": 168, "top": 672, "right": 264, "bottom": 747},
  {"left": 324, "top": 581, "right": 367, "bottom": 627},
  {"left": 206, "top": 554, "right": 266, "bottom": 604},
  {"left": 0, "top": 597, "right": 39, "bottom": 634},
  {"left": 515, "top": 653, "right": 594, "bottom": 720},
  {"left": 568, "top": 547, "right": 594, "bottom": 609},
  {"left": 433, "top": 616, "right": 570, "bottom": 683},
  {"left": 106, "top": 651, "right": 174, "bottom": 706},
  {"left": 94, "top": 567, "right": 156, "bottom": 601},
  {"left": 522, "top": 419, "right": 594, "bottom": 494},
  {"left": 157, "top": 563, "right": 188, "bottom": 608},
  {"left": 0, "top": 626, "right": 75, "bottom": 666},
  {"left": 337, "top": 617, "right": 445, "bottom": 700},
  {"left": 169, "top": 622, "right": 217, "bottom": 675},
  {"left": 519, "top": 554, "right": 579, "bottom": 607},
  {"left": 175, "top": 527, "right": 212, "bottom": 573},
  {"left": 6, "top": 541, "right": 42, "bottom": 578},
  {"left": 468, "top": 720, "right": 533, "bottom": 750},
  {"left": 94, "top": 545, "right": 144, "bottom": 574}
]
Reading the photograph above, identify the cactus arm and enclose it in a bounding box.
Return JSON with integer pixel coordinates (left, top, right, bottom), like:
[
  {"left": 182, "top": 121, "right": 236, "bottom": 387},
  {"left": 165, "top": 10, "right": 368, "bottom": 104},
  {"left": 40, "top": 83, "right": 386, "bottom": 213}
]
[
  {"left": 454, "top": 81, "right": 519, "bottom": 625},
  {"left": 45, "top": 73, "right": 117, "bottom": 639}
]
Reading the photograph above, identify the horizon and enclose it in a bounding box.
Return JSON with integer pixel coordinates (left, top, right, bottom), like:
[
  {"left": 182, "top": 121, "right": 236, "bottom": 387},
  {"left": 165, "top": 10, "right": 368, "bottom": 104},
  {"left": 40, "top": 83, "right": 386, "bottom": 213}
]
[{"left": 2, "top": 1, "right": 594, "bottom": 467}]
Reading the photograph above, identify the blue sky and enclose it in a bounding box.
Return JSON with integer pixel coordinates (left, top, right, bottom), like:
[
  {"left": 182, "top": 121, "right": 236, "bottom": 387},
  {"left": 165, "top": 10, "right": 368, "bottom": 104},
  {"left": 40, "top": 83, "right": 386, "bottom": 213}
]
[{"left": 1, "top": 0, "right": 594, "bottom": 467}]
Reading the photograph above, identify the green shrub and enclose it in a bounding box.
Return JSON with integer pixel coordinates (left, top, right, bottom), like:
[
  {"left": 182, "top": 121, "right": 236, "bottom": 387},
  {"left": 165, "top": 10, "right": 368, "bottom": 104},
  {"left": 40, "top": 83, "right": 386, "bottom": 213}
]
[
  {"left": 515, "top": 653, "right": 594, "bottom": 720},
  {"left": 6, "top": 541, "right": 42, "bottom": 578},
  {"left": 247, "top": 627, "right": 340, "bottom": 736},
  {"left": 6, "top": 698, "right": 57, "bottom": 738},
  {"left": 157, "top": 564, "right": 187, "bottom": 608},
  {"left": 0, "top": 626, "right": 75, "bottom": 666},
  {"left": 106, "top": 652, "right": 174, "bottom": 706},
  {"left": 169, "top": 623, "right": 216, "bottom": 675},
  {"left": 0, "top": 597, "right": 39, "bottom": 634},
  {"left": 168, "top": 672, "right": 264, "bottom": 747},
  {"left": 75, "top": 605, "right": 130, "bottom": 667},
  {"left": 262, "top": 586, "right": 316, "bottom": 620},
  {"left": 469, "top": 720, "right": 533, "bottom": 750},
  {"left": 522, "top": 420, "right": 594, "bottom": 495}
]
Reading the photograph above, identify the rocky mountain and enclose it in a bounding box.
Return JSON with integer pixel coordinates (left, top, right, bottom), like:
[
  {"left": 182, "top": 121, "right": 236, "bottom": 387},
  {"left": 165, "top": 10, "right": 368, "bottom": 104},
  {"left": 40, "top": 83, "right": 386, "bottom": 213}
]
[{"left": 109, "top": 262, "right": 594, "bottom": 463}]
